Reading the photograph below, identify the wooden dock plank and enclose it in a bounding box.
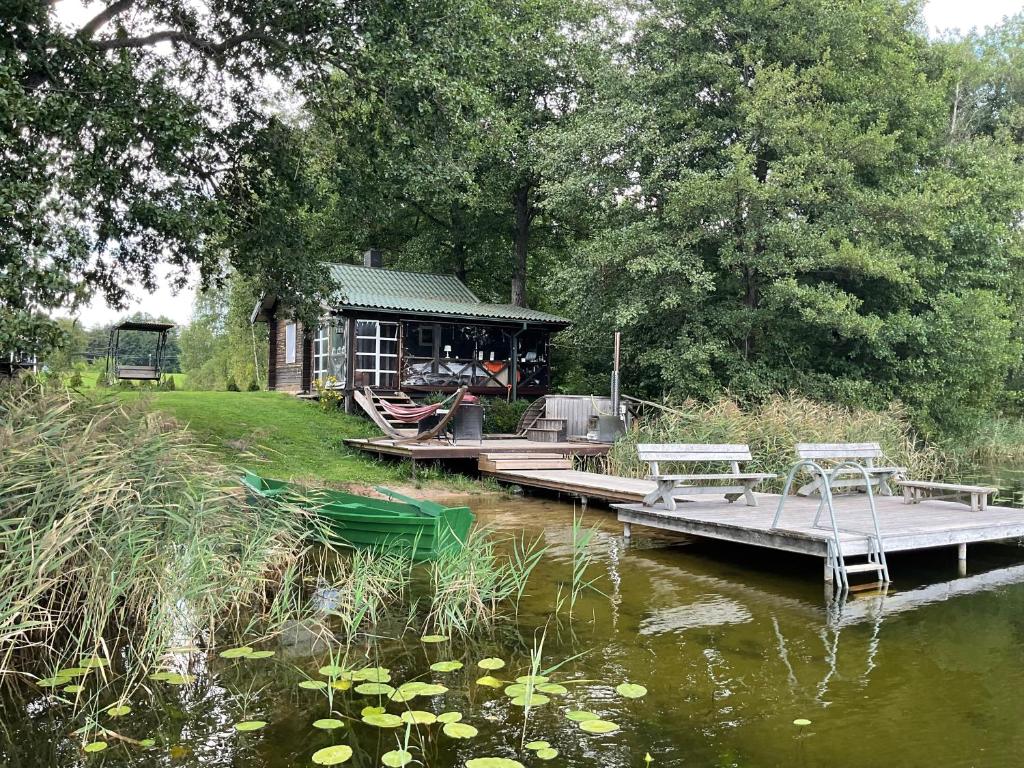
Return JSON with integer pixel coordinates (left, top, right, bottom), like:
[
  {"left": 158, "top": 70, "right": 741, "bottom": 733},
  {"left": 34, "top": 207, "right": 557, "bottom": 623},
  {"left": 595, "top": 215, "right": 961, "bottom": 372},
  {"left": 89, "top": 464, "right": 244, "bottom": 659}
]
[{"left": 344, "top": 437, "right": 611, "bottom": 461}]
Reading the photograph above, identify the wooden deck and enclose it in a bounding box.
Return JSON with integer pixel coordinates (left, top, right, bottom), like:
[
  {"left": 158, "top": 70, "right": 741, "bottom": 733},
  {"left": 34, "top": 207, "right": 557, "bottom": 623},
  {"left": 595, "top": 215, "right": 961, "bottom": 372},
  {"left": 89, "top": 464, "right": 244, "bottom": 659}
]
[
  {"left": 344, "top": 437, "right": 611, "bottom": 462},
  {"left": 477, "top": 465, "right": 1024, "bottom": 581}
]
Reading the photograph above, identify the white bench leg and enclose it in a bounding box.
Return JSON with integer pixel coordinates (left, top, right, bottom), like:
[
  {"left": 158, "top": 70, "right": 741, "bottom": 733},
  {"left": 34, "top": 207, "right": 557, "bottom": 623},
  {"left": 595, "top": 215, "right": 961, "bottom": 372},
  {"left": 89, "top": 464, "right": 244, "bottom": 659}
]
[
  {"left": 742, "top": 481, "right": 757, "bottom": 507},
  {"left": 661, "top": 481, "right": 677, "bottom": 511}
]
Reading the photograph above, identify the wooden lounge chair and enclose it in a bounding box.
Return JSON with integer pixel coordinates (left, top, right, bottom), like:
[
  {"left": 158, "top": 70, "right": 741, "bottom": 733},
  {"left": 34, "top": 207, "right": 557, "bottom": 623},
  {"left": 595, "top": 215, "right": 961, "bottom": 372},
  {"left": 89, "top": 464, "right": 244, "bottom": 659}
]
[
  {"left": 794, "top": 443, "right": 905, "bottom": 496},
  {"left": 638, "top": 443, "right": 776, "bottom": 511}
]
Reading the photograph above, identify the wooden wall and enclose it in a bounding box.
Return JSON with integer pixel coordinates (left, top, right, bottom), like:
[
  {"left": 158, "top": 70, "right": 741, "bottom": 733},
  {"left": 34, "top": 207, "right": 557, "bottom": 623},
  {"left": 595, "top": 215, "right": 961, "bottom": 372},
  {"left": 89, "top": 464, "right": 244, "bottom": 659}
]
[{"left": 268, "top": 314, "right": 307, "bottom": 393}]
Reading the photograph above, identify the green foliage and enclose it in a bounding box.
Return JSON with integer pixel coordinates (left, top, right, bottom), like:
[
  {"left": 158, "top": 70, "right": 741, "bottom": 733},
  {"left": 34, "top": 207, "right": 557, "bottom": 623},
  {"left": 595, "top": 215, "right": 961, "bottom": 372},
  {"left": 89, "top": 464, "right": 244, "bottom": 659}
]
[
  {"left": 226, "top": 376, "right": 240, "bottom": 392},
  {"left": 67, "top": 371, "right": 83, "bottom": 388},
  {"left": 247, "top": 380, "right": 260, "bottom": 392},
  {"left": 315, "top": 376, "right": 344, "bottom": 412},
  {"left": 482, "top": 398, "right": 531, "bottom": 434}
]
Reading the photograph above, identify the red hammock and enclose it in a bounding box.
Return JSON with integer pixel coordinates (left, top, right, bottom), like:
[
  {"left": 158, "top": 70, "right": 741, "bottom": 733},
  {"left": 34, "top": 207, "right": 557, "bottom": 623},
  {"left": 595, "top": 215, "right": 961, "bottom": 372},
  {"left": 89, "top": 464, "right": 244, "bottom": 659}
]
[{"left": 378, "top": 400, "right": 444, "bottom": 423}]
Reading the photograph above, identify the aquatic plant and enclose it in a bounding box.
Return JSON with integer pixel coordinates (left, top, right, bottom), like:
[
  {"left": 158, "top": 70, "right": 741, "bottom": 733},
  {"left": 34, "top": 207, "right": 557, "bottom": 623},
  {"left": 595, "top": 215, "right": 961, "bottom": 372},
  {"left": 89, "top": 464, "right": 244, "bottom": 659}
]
[{"left": 0, "top": 383, "right": 322, "bottom": 689}]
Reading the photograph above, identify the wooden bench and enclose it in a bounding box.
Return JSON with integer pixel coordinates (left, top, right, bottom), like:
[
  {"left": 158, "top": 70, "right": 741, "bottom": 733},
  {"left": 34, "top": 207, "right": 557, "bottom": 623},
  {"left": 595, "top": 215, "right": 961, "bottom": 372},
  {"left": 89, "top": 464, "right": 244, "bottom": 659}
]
[
  {"left": 897, "top": 480, "right": 997, "bottom": 512},
  {"left": 795, "top": 442, "right": 905, "bottom": 497},
  {"left": 638, "top": 443, "right": 775, "bottom": 511}
]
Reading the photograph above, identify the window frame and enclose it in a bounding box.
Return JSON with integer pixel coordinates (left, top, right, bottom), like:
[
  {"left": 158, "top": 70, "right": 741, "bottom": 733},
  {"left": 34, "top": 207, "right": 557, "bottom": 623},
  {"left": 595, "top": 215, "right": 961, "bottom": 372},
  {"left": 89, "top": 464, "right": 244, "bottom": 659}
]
[{"left": 285, "top": 322, "right": 297, "bottom": 364}]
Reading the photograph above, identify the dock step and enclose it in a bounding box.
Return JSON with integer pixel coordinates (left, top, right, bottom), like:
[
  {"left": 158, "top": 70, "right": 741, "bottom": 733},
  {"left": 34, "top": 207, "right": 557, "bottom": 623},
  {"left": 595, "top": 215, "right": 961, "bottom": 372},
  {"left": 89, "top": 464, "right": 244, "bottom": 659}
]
[
  {"left": 843, "top": 562, "right": 886, "bottom": 574},
  {"left": 478, "top": 452, "right": 573, "bottom": 472}
]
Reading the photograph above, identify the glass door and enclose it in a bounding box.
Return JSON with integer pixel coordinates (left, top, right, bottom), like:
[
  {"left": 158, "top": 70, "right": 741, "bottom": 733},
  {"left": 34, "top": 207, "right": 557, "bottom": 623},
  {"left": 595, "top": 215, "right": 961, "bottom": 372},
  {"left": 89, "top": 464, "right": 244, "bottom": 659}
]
[{"left": 355, "top": 320, "right": 399, "bottom": 389}]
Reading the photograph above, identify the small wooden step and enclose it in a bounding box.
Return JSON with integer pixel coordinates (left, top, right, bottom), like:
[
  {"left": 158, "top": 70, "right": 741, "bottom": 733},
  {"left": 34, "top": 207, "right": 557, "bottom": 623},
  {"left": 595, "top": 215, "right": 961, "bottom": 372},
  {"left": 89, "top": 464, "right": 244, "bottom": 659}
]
[
  {"left": 849, "top": 581, "right": 887, "bottom": 594},
  {"left": 844, "top": 562, "right": 885, "bottom": 574},
  {"left": 478, "top": 452, "right": 573, "bottom": 472}
]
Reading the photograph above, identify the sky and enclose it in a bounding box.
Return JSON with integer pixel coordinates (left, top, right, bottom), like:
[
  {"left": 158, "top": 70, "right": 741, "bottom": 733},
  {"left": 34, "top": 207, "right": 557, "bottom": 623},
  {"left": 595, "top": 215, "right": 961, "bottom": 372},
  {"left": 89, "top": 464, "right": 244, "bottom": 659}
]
[{"left": 59, "top": 0, "right": 1024, "bottom": 329}]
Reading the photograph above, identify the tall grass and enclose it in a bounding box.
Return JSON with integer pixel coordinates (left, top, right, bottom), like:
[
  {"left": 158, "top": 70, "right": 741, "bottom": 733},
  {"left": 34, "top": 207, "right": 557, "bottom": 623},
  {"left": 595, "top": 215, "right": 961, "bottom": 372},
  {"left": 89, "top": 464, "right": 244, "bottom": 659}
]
[
  {"left": 0, "top": 383, "right": 320, "bottom": 686},
  {"left": 607, "top": 395, "right": 958, "bottom": 490}
]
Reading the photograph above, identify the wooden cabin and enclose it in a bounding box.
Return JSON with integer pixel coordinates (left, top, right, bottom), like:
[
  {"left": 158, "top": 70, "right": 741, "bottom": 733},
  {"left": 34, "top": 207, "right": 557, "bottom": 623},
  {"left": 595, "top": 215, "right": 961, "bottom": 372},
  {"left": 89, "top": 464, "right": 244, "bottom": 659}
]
[{"left": 251, "top": 252, "right": 570, "bottom": 403}]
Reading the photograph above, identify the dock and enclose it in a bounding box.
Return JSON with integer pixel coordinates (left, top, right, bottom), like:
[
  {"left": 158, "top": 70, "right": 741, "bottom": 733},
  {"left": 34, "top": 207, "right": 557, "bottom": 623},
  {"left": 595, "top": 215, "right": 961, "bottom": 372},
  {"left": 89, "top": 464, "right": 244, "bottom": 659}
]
[
  {"left": 344, "top": 437, "right": 611, "bottom": 468},
  {"left": 474, "top": 455, "right": 1024, "bottom": 583}
]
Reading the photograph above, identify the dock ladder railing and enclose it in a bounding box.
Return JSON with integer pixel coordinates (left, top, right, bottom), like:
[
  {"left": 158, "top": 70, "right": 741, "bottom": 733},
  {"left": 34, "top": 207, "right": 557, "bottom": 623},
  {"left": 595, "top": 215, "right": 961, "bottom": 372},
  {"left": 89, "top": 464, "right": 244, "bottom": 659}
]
[{"left": 772, "top": 459, "right": 890, "bottom": 591}]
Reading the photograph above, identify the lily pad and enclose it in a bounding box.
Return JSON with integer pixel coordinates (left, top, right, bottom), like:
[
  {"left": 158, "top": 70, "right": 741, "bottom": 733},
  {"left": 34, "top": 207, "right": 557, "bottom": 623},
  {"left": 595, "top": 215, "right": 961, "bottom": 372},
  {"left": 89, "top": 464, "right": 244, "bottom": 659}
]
[
  {"left": 313, "top": 718, "right": 345, "bottom": 730},
  {"left": 420, "top": 634, "right": 448, "bottom": 643},
  {"left": 361, "top": 706, "right": 386, "bottom": 717},
  {"left": 416, "top": 683, "right": 448, "bottom": 696},
  {"left": 579, "top": 719, "right": 619, "bottom": 734},
  {"left": 354, "top": 667, "right": 391, "bottom": 683},
  {"left": 503, "top": 684, "right": 528, "bottom": 697},
  {"left": 299, "top": 680, "right": 328, "bottom": 690},
  {"left": 247, "top": 650, "right": 276, "bottom": 660},
  {"left": 79, "top": 656, "right": 109, "bottom": 668},
  {"left": 476, "top": 676, "right": 504, "bottom": 688},
  {"left": 515, "top": 675, "right": 549, "bottom": 684},
  {"left": 525, "top": 741, "right": 550, "bottom": 750},
  {"left": 615, "top": 683, "right": 647, "bottom": 699},
  {"left": 83, "top": 741, "right": 108, "bottom": 753},
  {"left": 382, "top": 749, "right": 414, "bottom": 767},
  {"left": 36, "top": 677, "right": 70, "bottom": 688},
  {"left": 565, "top": 711, "right": 600, "bottom": 722},
  {"left": 443, "top": 721, "right": 478, "bottom": 739},
  {"left": 234, "top": 720, "right": 267, "bottom": 731},
  {"left": 536, "top": 683, "right": 567, "bottom": 695},
  {"left": 536, "top": 748, "right": 559, "bottom": 760},
  {"left": 477, "top": 658, "right": 505, "bottom": 670},
  {"left": 219, "top": 646, "right": 253, "bottom": 659},
  {"left": 362, "top": 712, "right": 403, "bottom": 728},
  {"left": 313, "top": 745, "right": 354, "bottom": 765},
  {"left": 437, "top": 711, "right": 463, "bottom": 723},
  {"left": 511, "top": 693, "right": 550, "bottom": 707},
  {"left": 57, "top": 667, "right": 90, "bottom": 677},
  {"left": 793, "top": 718, "right": 812, "bottom": 726},
  {"left": 138, "top": 739, "right": 156, "bottom": 748},
  {"left": 430, "top": 661, "right": 463, "bottom": 673},
  {"left": 319, "top": 665, "right": 345, "bottom": 677},
  {"left": 354, "top": 682, "right": 395, "bottom": 696},
  {"left": 401, "top": 710, "right": 437, "bottom": 725},
  {"left": 465, "top": 759, "right": 524, "bottom": 768},
  {"left": 163, "top": 673, "right": 195, "bottom": 685},
  {"left": 64, "top": 684, "right": 85, "bottom": 694},
  {"left": 149, "top": 672, "right": 173, "bottom": 681},
  {"left": 106, "top": 705, "right": 132, "bottom": 717},
  {"left": 332, "top": 680, "right": 352, "bottom": 691}
]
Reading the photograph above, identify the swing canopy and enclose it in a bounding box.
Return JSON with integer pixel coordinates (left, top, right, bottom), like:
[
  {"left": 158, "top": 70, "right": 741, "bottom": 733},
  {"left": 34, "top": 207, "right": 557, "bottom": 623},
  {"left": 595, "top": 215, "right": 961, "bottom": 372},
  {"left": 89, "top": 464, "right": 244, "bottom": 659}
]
[{"left": 106, "top": 321, "right": 174, "bottom": 381}]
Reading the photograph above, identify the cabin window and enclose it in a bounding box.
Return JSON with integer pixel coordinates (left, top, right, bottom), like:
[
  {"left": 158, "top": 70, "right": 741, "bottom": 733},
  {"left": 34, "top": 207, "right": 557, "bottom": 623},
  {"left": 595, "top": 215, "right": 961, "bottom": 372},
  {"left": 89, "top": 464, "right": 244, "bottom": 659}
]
[
  {"left": 312, "top": 324, "right": 330, "bottom": 383},
  {"left": 354, "top": 320, "right": 399, "bottom": 389},
  {"left": 285, "top": 322, "right": 296, "bottom": 364},
  {"left": 328, "top": 323, "right": 347, "bottom": 385}
]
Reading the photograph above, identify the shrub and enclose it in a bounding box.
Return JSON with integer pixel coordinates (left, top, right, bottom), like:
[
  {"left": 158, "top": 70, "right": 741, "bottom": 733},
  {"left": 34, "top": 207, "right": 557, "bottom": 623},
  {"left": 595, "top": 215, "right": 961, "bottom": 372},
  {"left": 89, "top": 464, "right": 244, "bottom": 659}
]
[
  {"left": 247, "top": 379, "right": 260, "bottom": 392},
  {"left": 157, "top": 374, "right": 177, "bottom": 390},
  {"left": 95, "top": 373, "right": 110, "bottom": 388},
  {"left": 315, "top": 375, "right": 343, "bottom": 411},
  {"left": 482, "top": 397, "right": 532, "bottom": 434},
  {"left": 226, "top": 376, "right": 240, "bottom": 391},
  {"left": 67, "top": 370, "right": 83, "bottom": 388}
]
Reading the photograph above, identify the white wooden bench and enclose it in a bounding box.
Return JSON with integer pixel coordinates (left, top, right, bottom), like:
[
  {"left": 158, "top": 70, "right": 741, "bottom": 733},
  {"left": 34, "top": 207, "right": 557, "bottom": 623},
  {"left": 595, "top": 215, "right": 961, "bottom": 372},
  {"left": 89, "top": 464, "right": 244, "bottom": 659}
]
[
  {"left": 638, "top": 443, "right": 775, "bottom": 511},
  {"left": 795, "top": 442, "right": 905, "bottom": 497},
  {"left": 897, "top": 480, "right": 997, "bottom": 512}
]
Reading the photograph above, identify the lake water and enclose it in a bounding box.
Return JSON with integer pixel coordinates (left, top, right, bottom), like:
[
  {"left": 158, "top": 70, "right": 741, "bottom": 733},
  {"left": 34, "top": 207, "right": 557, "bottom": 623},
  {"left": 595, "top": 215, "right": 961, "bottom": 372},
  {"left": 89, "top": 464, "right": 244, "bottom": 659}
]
[{"left": 6, "top": 479, "right": 1024, "bottom": 768}]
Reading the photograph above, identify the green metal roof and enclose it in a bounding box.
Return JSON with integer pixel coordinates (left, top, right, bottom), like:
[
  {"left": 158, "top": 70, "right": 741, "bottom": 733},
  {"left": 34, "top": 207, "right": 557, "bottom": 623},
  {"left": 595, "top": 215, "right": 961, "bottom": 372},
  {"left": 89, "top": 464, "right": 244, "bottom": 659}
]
[{"left": 327, "top": 263, "right": 570, "bottom": 326}]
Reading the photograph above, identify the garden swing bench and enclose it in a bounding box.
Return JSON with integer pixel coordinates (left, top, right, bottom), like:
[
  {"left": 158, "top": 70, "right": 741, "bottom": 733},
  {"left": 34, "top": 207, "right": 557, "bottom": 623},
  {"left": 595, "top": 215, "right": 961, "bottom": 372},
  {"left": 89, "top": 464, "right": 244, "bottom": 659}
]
[{"left": 105, "top": 321, "right": 174, "bottom": 382}]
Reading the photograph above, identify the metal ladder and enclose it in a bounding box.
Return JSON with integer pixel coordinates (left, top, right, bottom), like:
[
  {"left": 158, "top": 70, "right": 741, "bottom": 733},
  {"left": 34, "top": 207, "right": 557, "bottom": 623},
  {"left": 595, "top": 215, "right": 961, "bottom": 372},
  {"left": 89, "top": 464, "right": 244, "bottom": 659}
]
[{"left": 772, "top": 459, "right": 890, "bottom": 592}]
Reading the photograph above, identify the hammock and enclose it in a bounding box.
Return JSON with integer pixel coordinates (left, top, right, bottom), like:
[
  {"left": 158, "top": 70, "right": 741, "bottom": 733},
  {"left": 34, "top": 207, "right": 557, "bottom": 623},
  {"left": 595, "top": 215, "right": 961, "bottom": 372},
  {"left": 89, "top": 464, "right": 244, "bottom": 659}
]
[{"left": 378, "top": 390, "right": 462, "bottom": 423}]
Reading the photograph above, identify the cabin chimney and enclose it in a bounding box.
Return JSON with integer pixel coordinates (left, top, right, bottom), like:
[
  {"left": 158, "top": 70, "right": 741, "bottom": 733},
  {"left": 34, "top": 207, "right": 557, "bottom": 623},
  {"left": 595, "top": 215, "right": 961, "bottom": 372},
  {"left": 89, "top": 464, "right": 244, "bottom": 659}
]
[{"left": 363, "top": 248, "right": 383, "bottom": 268}]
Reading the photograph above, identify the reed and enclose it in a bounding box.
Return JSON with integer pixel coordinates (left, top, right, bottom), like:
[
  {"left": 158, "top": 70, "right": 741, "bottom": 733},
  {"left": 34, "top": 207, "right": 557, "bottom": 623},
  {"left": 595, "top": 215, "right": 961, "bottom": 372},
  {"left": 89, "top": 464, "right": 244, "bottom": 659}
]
[
  {"left": 0, "top": 383, "right": 320, "bottom": 687},
  {"left": 607, "top": 394, "right": 959, "bottom": 490}
]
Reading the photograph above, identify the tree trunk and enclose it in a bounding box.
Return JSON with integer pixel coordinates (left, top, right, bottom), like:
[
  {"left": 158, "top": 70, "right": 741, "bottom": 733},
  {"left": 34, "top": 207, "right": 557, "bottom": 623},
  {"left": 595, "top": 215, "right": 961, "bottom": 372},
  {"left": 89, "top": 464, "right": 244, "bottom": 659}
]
[{"left": 511, "top": 184, "right": 530, "bottom": 307}]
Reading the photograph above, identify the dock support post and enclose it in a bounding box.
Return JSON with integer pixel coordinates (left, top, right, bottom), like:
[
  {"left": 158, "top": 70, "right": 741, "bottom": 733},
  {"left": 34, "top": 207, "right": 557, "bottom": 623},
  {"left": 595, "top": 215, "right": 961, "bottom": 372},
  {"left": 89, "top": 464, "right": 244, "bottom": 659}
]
[
  {"left": 823, "top": 560, "right": 834, "bottom": 584},
  {"left": 580, "top": 495, "right": 589, "bottom": 512},
  {"left": 623, "top": 521, "right": 631, "bottom": 539},
  {"left": 957, "top": 543, "right": 967, "bottom": 576}
]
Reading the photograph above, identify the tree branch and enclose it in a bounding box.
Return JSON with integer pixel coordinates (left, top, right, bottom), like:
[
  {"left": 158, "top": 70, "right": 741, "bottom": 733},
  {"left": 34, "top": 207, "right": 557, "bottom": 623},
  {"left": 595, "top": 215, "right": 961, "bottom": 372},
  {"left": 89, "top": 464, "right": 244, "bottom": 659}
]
[
  {"left": 78, "top": 0, "right": 136, "bottom": 40},
  {"left": 92, "top": 28, "right": 277, "bottom": 54}
]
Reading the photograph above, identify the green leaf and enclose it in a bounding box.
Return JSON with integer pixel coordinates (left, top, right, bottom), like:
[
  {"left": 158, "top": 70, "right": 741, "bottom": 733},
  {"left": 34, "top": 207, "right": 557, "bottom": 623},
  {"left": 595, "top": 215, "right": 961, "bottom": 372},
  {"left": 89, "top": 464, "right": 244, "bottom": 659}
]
[
  {"left": 247, "top": 650, "right": 276, "bottom": 659},
  {"left": 565, "top": 711, "right": 599, "bottom": 722},
  {"left": 234, "top": 720, "right": 267, "bottom": 731},
  {"left": 78, "top": 656, "right": 109, "bottom": 669},
  {"left": 429, "top": 660, "right": 463, "bottom": 673},
  {"left": 579, "top": 719, "right": 619, "bottom": 734},
  {"left": 313, "top": 719, "right": 345, "bottom": 730},
  {"left": 56, "top": 667, "right": 91, "bottom": 677},
  {"left": 442, "top": 721, "right": 478, "bottom": 739},
  {"left": 465, "top": 759, "right": 524, "bottom": 768},
  {"left": 615, "top": 683, "right": 647, "bottom": 699},
  {"left": 436, "top": 711, "right": 462, "bottom": 723},
  {"left": 138, "top": 739, "right": 156, "bottom": 748},
  {"left": 536, "top": 748, "right": 558, "bottom": 760},
  {"left": 353, "top": 667, "right": 390, "bottom": 682},
  {"left": 361, "top": 706, "right": 385, "bottom": 717},
  {"left": 515, "top": 675, "right": 548, "bottom": 684},
  {"left": 63, "top": 684, "right": 85, "bottom": 694},
  {"left": 319, "top": 665, "right": 345, "bottom": 677},
  {"left": 536, "top": 683, "right": 567, "bottom": 695},
  {"left": 83, "top": 741, "right": 108, "bottom": 753},
  {"left": 510, "top": 693, "right": 549, "bottom": 707},
  {"left": 36, "top": 677, "right": 70, "bottom": 688},
  {"left": 106, "top": 705, "right": 132, "bottom": 717},
  {"left": 477, "top": 657, "right": 505, "bottom": 670},
  {"left": 362, "top": 712, "right": 403, "bottom": 728},
  {"left": 382, "top": 749, "right": 414, "bottom": 767},
  {"left": 793, "top": 718, "right": 812, "bottom": 726},
  {"left": 475, "top": 675, "right": 504, "bottom": 688},
  {"left": 299, "top": 680, "right": 328, "bottom": 690},
  {"left": 401, "top": 710, "right": 437, "bottom": 725},
  {"left": 313, "top": 745, "right": 354, "bottom": 765},
  {"left": 219, "top": 646, "right": 253, "bottom": 659},
  {"left": 163, "top": 673, "right": 195, "bottom": 685},
  {"left": 420, "top": 634, "right": 448, "bottom": 643},
  {"left": 525, "top": 741, "right": 550, "bottom": 750},
  {"left": 354, "top": 682, "right": 395, "bottom": 696}
]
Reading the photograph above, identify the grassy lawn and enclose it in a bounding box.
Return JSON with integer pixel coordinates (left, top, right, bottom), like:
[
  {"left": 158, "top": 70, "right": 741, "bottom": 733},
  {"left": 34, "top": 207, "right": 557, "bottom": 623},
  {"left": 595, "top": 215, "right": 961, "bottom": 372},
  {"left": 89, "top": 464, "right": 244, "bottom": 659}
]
[{"left": 130, "top": 390, "right": 412, "bottom": 486}]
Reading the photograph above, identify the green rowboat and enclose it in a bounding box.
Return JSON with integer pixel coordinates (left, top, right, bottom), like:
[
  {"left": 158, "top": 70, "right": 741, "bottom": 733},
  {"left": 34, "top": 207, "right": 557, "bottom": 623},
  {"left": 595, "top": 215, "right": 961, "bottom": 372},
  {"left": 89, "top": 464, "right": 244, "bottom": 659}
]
[{"left": 240, "top": 471, "right": 474, "bottom": 561}]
